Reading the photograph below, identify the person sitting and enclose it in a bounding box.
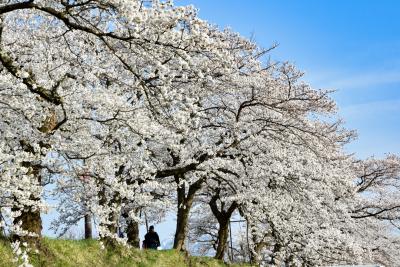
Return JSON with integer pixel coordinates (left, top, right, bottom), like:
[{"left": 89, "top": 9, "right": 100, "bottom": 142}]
[{"left": 143, "top": 225, "right": 160, "bottom": 250}]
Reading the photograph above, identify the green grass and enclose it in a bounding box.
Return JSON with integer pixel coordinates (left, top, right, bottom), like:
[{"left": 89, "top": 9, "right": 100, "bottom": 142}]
[
  {"left": 0, "top": 239, "right": 14, "bottom": 266},
  {"left": 0, "top": 238, "right": 251, "bottom": 267}
]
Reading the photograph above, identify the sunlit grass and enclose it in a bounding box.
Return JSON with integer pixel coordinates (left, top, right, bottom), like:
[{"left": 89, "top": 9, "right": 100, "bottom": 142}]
[{"left": 0, "top": 238, "right": 251, "bottom": 267}]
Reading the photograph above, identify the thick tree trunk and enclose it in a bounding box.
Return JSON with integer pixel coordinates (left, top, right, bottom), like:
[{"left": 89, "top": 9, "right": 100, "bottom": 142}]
[
  {"left": 13, "top": 206, "right": 42, "bottom": 244},
  {"left": 11, "top": 111, "right": 57, "bottom": 245},
  {"left": 126, "top": 219, "right": 140, "bottom": 248},
  {"left": 209, "top": 192, "right": 237, "bottom": 261},
  {"left": 121, "top": 208, "right": 140, "bottom": 248},
  {"left": 97, "top": 166, "right": 126, "bottom": 246},
  {"left": 173, "top": 175, "right": 204, "bottom": 251},
  {"left": 173, "top": 199, "right": 191, "bottom": 250},
  {"left": 13, "top": 163, "right": 42, "bottom": 246},
  {"left": 84, "top": 214, "right": 92, "bottom": 239},
  {"left": 215, "top": 219, "right": 229, "bottom": 260},
  {"left": 98, "top": 184, "right": 119, "bottom": 247}
]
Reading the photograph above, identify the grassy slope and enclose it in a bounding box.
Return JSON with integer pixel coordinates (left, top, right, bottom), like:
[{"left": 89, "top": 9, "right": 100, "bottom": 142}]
[{"left": 0, "top": 238, "right": 249, "bottom": 267}]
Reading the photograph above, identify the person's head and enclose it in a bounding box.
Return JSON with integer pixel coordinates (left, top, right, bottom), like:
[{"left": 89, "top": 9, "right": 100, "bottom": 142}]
[{"left": 149, "top": 225, "right": 154, "bottom": 232}]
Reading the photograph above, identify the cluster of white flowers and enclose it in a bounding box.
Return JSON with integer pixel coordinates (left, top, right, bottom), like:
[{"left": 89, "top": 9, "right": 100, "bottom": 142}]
[
  {"left": 0, "top": 1, "right": 399, "bottom": 266},
  {"left": 11, "top": 241, "right": 33, "bottom": 267}
]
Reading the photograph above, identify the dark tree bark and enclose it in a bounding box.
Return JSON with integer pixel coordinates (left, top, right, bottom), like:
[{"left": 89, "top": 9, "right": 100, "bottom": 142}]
[
  {"left": 209, "top": 190, "right": 238, "bottom": 260},
  {"left": 126, "top": 219, "right": 140, "bottom": 248},
  {"left": 173, "top": 174, "right": 204, "bottom": 251},
  {"left": 215, "top": 219, "right": 230, "bottom": 260},
  {"left": 84, "top": 214, "right": 92, "bottom": 239},
  {"left": 0, "top": 213, "right": 4, "bottom": 239},
  {"left": 173, "top": 195, "right": 191, "bottom": 251},
  {"left": 121, "top": 208, "right": 140, "bottom": 248},
  {"left": 12, "top": 207, "right": 42, "bottom": 245}
]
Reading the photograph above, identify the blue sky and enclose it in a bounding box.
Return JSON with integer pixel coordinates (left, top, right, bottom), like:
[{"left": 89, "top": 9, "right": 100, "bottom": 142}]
[{"left": 178, "top": 0, "right": 400, "bottom": 158}]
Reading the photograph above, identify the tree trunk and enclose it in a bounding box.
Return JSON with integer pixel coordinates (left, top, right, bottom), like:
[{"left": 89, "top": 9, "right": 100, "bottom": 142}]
[
  {"left": 121, "top": 208, "right": 140, "bottom": 248},
  {"left": 11, "top": 111, "right": 57, "bottom": 245},
  {"left": 12, "top": 163, "right": 42, "bottom": 246},
  {"left": 98, "top": 183, "right": 119, "bottom": 247},
  {"left": 10, "top": 109, "right": 57, "bottom": 246},
  {"left": 126, "top": 219, "right": 140, "bottom": 248},
  {"left": 209, "top": 189, "right": 238, "bottom": 261},
  {"left": 248, "top": 222, "right": 263, "bottom": 264},
  {"left": 173, "top": 183, "right": 190, "bottom": 251},
  {"left": 84, "top": 214, "right": 92, "bottom": 239},
  {"left": 12, "top": 206, "right": 42, "bottom": 245},
  {"left": 173, "top": 175, "right": 204, "bottom": 251},
  {"left": 215, "top": 219, "right": 229, "bottom": 260},
  {"left": 173, "top": 198, "right": 191, "bottom": 251},
  {"left": 0, "top": 212, "right": 5, "bottom": 239}
]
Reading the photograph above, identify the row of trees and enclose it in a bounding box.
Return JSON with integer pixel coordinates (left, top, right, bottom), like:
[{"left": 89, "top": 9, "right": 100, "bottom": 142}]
[{"left": 0, "top": 1, "right": 399, "bottom": 266}]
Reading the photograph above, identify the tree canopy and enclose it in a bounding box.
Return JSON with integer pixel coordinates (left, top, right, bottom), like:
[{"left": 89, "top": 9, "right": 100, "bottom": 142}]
[{"left": 0, "top": 1, "right": 399, "bottom": 266}]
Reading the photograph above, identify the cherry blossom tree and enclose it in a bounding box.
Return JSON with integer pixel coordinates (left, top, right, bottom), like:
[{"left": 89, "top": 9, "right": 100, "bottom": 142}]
[{"left": 0, "top": 1, "right": 399, "bottom": 267}]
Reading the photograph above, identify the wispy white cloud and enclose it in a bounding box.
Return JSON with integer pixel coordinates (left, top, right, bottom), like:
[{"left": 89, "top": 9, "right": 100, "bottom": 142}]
[
  {"left": 340, "top": 98, "right": 400, "bottom": 118},
  {"left": 326, "top": 72, "right": 400, "bottom": 90},
  {"left": 305, "top": 69, "right": 400, "bottom": 90}
]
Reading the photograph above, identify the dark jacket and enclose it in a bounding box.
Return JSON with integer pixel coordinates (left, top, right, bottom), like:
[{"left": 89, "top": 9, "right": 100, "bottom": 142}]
[{"left": 144, "top": 231, "right": 160, "bottom": 249}]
